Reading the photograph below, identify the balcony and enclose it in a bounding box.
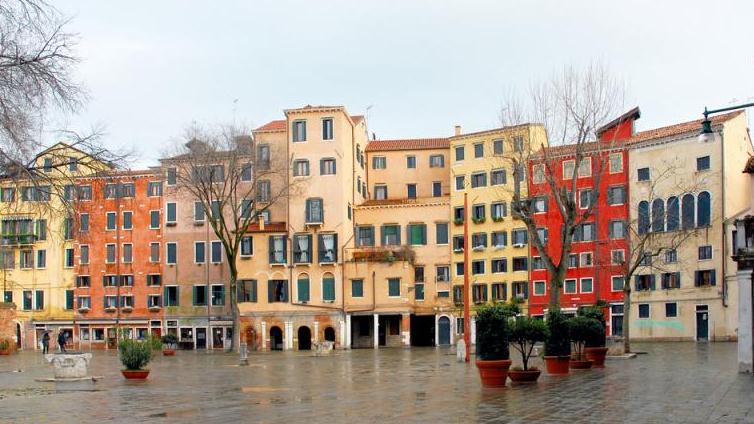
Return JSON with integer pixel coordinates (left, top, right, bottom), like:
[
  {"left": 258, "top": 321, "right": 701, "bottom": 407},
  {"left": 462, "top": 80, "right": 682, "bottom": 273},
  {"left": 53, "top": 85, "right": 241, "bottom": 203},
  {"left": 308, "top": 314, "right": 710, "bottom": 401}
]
[
  {"left": 1, "top": 233, "right": 36, "bottom": 246},
  {"left": 347, "top": 245, "right": 415, "bottom": 264}
]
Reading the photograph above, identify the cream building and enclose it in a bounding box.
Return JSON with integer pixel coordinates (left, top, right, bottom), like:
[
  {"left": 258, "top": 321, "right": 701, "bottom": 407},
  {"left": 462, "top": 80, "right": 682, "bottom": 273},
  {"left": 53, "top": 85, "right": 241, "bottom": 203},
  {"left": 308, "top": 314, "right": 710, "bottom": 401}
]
[{"left": 628, "top": 111, "right": 752, "bottom": 341}]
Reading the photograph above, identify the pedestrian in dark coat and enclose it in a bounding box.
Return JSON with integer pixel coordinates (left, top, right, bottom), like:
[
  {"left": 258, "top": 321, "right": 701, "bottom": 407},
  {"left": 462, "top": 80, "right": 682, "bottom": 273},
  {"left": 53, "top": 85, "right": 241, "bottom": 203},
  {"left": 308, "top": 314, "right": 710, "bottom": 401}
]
[
  {"left": 57, "top": 330, "right": 67, "bottom": 353},
  {"left": 42, "top": 332, "right": 50, "bottom": 354}
]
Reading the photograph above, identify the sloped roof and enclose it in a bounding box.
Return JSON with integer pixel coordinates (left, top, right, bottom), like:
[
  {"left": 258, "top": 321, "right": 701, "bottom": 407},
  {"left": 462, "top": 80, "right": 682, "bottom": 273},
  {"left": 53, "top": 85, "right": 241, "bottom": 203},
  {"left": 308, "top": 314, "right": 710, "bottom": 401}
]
[
  {"left": 254, "top": 115, "right": 365, "bottom": 133},
  {"left": 365, "top": 138, "right": 449, "bottom": 152}
]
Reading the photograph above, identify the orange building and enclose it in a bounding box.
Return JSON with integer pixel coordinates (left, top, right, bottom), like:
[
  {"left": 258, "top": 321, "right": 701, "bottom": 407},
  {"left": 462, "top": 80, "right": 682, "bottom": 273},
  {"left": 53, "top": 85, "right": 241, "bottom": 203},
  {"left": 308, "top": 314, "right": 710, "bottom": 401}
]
[{"left": 72, "top": 170, "right": 164, "bottom": 348}]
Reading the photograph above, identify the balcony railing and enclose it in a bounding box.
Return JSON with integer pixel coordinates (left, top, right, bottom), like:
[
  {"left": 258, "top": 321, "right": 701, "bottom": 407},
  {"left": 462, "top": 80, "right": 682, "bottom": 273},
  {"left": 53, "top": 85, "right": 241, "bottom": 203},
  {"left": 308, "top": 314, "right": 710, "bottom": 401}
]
[
  {"left": 346, "top": 245, "right": 415, "bottom": 264},
  {"left": 1, "top": 233, "right": 36, "bottom": 246}
]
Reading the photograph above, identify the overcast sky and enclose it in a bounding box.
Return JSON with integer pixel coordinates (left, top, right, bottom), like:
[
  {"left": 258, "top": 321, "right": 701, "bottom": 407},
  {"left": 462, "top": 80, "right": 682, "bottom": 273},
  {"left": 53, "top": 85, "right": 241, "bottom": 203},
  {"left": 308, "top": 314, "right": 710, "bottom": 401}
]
[{"left": 51, "top": 0, "right": 754, "bottom": 167}]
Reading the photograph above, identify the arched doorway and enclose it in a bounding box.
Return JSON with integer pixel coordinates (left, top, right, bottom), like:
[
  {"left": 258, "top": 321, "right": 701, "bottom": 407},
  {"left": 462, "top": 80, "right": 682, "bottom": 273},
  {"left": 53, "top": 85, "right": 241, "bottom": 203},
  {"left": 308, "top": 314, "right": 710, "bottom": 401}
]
[
  {"left": 438, "top": 316, "right": 451, "bottom": 346},
  {"left": 270, "top": 326, "right": 283, "bottom": 351},
  {"left": 324, "top": 327, "right": 336, "bottom": 343},
  {"left": 298, "top": 326, "right": 312, "bottom": 350}
]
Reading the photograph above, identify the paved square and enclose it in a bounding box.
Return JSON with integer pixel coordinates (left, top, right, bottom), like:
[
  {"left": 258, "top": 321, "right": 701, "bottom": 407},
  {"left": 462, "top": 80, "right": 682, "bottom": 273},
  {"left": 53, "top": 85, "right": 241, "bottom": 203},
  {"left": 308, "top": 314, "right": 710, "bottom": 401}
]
[{"left": 1, "top": 343, "right": 753, "bottom": 423}]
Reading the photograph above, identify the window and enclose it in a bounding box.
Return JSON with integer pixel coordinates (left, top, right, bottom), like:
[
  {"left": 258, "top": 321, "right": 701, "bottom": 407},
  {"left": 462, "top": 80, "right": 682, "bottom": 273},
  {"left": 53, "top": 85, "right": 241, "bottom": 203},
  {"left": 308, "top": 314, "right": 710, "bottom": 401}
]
[
  {"left": 356, "top": 226, "right": 375, "bottom": 247},
  {"left": 122, "top": 211, "right": 133, "bottom": 230},
  {"left": 432, "top": 181, "right": 442, "bottom": 197},
  {"left": 512, "top": 229, "right": 528, "bottom": 245},
  {"left": 435, "top": 223, "right": 448, "bottom": 245},
  {"left": 562, "top": 160, "right": 575, "bottom": 179},
  {"left": 211, "top": 285, "right": 225, "bottom": 306},
  {"left": 193, "top": 285, "right": 208, "bottom": 306},
  {"left": 256, "top": 180, "right": 271, "bottom": 202},
  {"left": 102, "top": 275, "right": 117, "bottom": 287},
  {"left": 305, "top": 198, "right": 324, "bottom": 223},
  {"left": 564, "top": 279, "right": 577, "bottom": 294},
  {"left": 699, "top": 245, "right": 713, "bottom": 260},
  {"left": 471, "top": 233, "right": 487, "bottom": 249},
  {"left": 491, "top": 202, "right": 507, "bottom": 220},
  {"left": 106, "top": 212, "right": 116, "bottom": 230},
  {"left": 662, "top": 272, "right": 681, "bottom": 290},
  {"left": 512, "top": 281, "right": 528, "bottom": 299},
  {"left": 166, "top": 242, "right": 177, "bottom": 264},
  {"left": 577, "top": 157, "right": 592, "bottom": 177},
  {"left": 533, "top": 196, "right": 548, "bottom": 213},
  {"left": 579, "top": 190, "right": 592, "bottom": 209},
  {"left": 269, "top": 236, "right": 287, "bottom": 264},
  {"left": 388, "top": 278, "right": 400, "bottom": 297},
  {"left": 536, "top": 228, "right": 548, "bottom": 244},
  {"left": 455, "top": 175, "right": 465, "bottom": 190},
  {"left": 665, "top": 249, "right": 677, "bottom": 263},
  {"left": 292, "top": 120, "right": 307, "bottom": 142},
  {"left": 374, "top": 185, "right": 387, "bottom": 200},
  {"left": 415, "top": 281, "right": 425, "bottom": 301},
  {"left": 638, "top": 304, "right": 650, "bottom": 319},
  {"left": 62, "top": 248, "right": 73, "bottom": 268},
  {"left": 318, "top": 233, "right": 337, "bottom": 263},
  {"left": 166, "top": 202, "right": 177, "bottom": 224},
  {"left": 472, "top": 143, "right": 483, "bottom": 158},
  {"left": 490, "top": 169, "right": 506, "bottom": 186},
  {"left": 147, "top": 181, "right": 162, "bottom": 196},
  {"left": 122, "top": 244, "right": 133, "bottom": 263},
  {"left": 194, "top": 241, "right": 206, "bottom": 263},
  {"left": 0, "top": 188, "right": 14, "bottom": 202},
  {"left": 452, "top": 235, "right": 464, "bottom": 252},
  {"left": 36, "top": 250, "right": 46, "bottom": 268},
  {"left": 320, "top": 158, "right": 336, "bottom": 175},
  {"left": 453, "top": 207, "right": 464, "bottom": 223},
  {"left": 293, "top": 159, "right": 310, "bottom": 177},
  {"left": 492, "top": 231, "right": 507, "bottom": 248},
  {"left": 454, "top": 146, "right": 464, "bottom": 161},
  {"left": 667, "top": 196, "right": 680, "bottom": 231},
  {"left": 512, "top": 257, "right": 528, "bottom": 272},
  {"left": 296, "top": 275, "right": 310, "bottom": 302},
  {"left": 635, "top": 275, "right": 655, "bottom": 291},
  {"left": 605, "top": 186, "right": 625, "bottom": 206},
  {"left": 638, "top": 201, "right": 650, "bottom": 234},
  {"left": 533, "top": 281, "right": 546, "bottom": 296},
  {"left": 351, "top": 279, "right": 364, "bottom": 298},
  {"left": 491, "top": 258, "right": 507, "bottom": 273},
  {"left": 148, "top": 295, "right": 161, "bottom": 309},
  {"left": 639, "top": 252, "right": 652, "bottom": 266},
  {"left": 609, "top": 153, "right": 623, "bottom": 173},
  {"left": 472, "top": 204, "right": 485, "bottom": 220},
  {"left": 414, "top": 266, "right": 424, "bottom": 283},
  {"left": 407, "top": 184, "right": 417, "bottom": 199},
  {"left": 574, "top": 223, "right": 595, "bottom": 242},
  {"left": 472, "top": 284, "right": 487, "bottom": 303},
  {"left": 165, "top": 286, "right": 179, "bottom": 306},
  {"left": 531, "top": 165, "right": 546, "bottom": 185},
  {"left": 372, "top": 156, "right": 386, "bottom": 169},
  {"left": 611, "top": 249, "right": 625, "bottom": 265},
  {"left": 257, "top": 145, "right": 270, "bottom": 170},
  {"left": 580, "top": 252, "right": 593, "bottom": 267},
  {"left": 665, "top": 302, "right": 678, "bottom": 318},
  {"left": 697, "top": 192, "right": 711, "bottom": 227},
  {"left": 22, "top": 290, "right": 32, "bottom": 310},
  {"left": 407, "top": 224, "right": 427, "bottom": 246},
  {"left": 453, "top": 286, "right": 464, "bottom": 305},
  {"left": 611, "top": 276, "right": 625, "bottom": 292},
  {"left": 493, "top": 139, "right": 504, "bottom": 155},
  {"left": 146, "top": 210, "right": 159, "bottom": 229},
  {"left": 651, "top": 199, "right": 665, "bottom": 232},
  {"left": 471, "top": 172, "right": 487, "bottom": 188},
  {"left": 436, "top": 265, "right": 450, "bottom": 282},
  {"left": 456, "top": 262, "right": 464, "bottom": 276},
  {"left": 471, "top": 260, "right": 485, "bottom": 275},
  {"left": 211, "top": 200, "right": 222, "bottom": 220},
  {"left": 406, "top": 155, "right": 416, "bottom": 169},
  {"left": 79, "top": 245, "right": 89, "bottom": 265},
  {"left": 609, "top": 220, "right": 626, "bottom": 239},
  {"left": 237, "top": 280, "right": 257, "bottom": 302},
  {"left": 77, "top": 296, "right": 91, "bottom": 310},
  {"left": 429, "top": 155, "right": 445, "bottom": 168},
  {"left": 322, "top": 118, "right": 333, "bottom": 140},
  {"left": 34, "top": 290, "right": 44, "bottom": 310},
  {"left": 292, "top": 234, "right": 312, "bottom": 263},
  {"left": 240, "top": 199, "right": 253, "bottom": 219},
  {"left": 580, "top": 278, "right": 593, "bottom": 293},
  {"left": 322, "top": 275, "right": 336, "bottom": 301},
  {"left": 166, "top": 167, "right": 177, "bottom": 185},
  {"left": 697, "top": 156, "right": 710, "bottom": 171},
  {"left": 531, "top": 256, "right": 544, "bottom": 270},
  {"left": 241, "top": 236, "right": 253, "bottom": 257},
  {"left": 64, "top": 185, "right": 75, "bottom": 201},
  {"left": 637, "top": 167, "right": 650, "bottom": 181},
  {"left": 381, "top": 225, "right": 400, "bottom": 246},
  {"left": 682, "top": 194, "right": 695, "bottom": 229},
  {"left": 120, "top": 275, "right": 134, "bottom": 287},
  {"left": 147, "top": 274, "right": 161, "bottom": 286}
]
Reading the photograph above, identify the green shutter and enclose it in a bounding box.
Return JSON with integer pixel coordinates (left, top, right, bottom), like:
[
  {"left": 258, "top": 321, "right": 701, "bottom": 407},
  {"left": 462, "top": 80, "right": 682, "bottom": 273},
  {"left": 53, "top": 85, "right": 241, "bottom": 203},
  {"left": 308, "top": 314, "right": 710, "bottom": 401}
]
[
  {"left": 323, "top": 277, "right": 335, "bottom": 301},
  {"left": 298, "top": 277, "right": 310, "bottom": 302},
  {"left": 268, "top": 280, "right": 274, "bottom": 303},
  {"left": 193, "top": 286, "right": 197, "bottom": 305},
  {"left": 65, "top": 290, "right": 73, "bottom": 310}
]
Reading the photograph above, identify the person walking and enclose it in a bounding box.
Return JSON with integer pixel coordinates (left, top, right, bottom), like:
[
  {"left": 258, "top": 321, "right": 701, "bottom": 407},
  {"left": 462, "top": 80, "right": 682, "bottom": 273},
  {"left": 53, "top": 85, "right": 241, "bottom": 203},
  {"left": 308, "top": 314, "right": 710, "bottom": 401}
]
[
  {"left": 41, "top": 331, "right": 50, "bottom": 354},
  {"left": 57, "top": 330, "right": 67, "bottom": 353}
]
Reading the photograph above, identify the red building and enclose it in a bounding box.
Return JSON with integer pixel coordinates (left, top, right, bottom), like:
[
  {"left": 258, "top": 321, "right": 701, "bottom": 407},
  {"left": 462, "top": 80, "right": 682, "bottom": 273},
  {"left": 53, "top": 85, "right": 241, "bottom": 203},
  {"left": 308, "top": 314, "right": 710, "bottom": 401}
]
[
  {"left": 527, "top": 108, "right": 639, "bottom": 335},
  {"left": 73, "top": 171, "right": 164, "bottom": 348}
]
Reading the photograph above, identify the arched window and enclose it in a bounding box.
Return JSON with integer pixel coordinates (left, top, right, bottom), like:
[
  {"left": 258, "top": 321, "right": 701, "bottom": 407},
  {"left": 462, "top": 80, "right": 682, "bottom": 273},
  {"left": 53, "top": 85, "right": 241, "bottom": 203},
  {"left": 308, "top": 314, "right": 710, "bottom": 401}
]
[
  {"left": 651, "top": 199, "right": 665, "bottom": 232},
  {"left": 297, "top": 274, "right": 310, "bottom": 303},
  {"left": 682, "top": 194, "right": 695, "bottom": 229},
  {"left": 697, "top": 191, "right": 711, "bottom": 227},
  {"left": 666, "top": 196, "right": 679, "bottom": 231},
  {"left": 638, "top": 201, "right": 650, "bottom": 235}
]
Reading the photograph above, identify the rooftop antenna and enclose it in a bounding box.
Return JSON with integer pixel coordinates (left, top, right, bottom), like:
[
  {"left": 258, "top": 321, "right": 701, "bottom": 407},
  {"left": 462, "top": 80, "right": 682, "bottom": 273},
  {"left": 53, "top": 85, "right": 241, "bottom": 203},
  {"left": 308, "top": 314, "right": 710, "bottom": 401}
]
[{"left": 232, "top": 98, "right": 239, "bottom": 129}]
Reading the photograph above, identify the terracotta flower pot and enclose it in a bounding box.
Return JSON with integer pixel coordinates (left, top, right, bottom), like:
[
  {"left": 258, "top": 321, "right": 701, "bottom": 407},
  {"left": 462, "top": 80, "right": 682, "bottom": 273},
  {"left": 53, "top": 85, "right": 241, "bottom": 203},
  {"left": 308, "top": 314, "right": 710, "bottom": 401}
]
[
  {"left": 544, "top": 356, "right": 570, "bottom": 375},
  {"left": 569, "top": 358, "right": 593, "bottom": 370},
  {"left": 508, "top": 369, "right": 541, "bottom": 383},
  {"left": 585, "top": 347, "right": 608, "bottom": 368},
  {"left": 163, "top": 349, "right": 175, "bottom": 356},
  {"left": 0, "top": 348, "right": 11, "bottom": 355},
  {"left": 121, "top": 369, "right": 150, "bottom": 379},
  {"left": 476, "top": 359, "right": 512, "bottom": 387}
]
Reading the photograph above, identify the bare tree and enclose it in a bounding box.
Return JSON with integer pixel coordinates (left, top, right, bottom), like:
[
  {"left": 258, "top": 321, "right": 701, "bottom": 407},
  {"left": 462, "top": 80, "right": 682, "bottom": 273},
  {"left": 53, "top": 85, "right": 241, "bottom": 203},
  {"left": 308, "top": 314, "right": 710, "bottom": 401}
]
[
  {"left": 162, "top": 123, "right": 296, "bottom": 349},
  {"left": 500, "top": 63, "right": 625, "bottom": 308}
]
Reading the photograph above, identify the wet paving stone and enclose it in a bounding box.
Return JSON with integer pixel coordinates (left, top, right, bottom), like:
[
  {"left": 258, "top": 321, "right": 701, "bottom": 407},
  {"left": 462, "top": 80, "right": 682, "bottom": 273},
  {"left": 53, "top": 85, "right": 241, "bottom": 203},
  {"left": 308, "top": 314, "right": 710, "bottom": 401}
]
[{"left": 0, "top": 343, "right": 753, "bottom": 423}]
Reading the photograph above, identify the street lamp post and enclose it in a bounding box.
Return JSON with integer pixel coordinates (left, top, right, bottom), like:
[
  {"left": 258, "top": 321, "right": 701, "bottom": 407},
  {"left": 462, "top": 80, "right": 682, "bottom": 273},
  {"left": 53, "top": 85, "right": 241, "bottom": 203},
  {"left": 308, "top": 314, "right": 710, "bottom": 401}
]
[{"left": 698, "top": 102, "right": 754, "bottom": 142}]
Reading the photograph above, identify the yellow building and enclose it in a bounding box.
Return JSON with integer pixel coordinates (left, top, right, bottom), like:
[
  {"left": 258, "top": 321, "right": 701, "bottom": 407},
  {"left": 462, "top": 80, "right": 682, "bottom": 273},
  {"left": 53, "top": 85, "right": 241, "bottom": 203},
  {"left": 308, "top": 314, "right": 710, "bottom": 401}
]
[
  {"left": 449, "top": 124, "right": 547, "bottom": 330},
  {"left": 1, "top": 142, "right": 109, "bottom": 349}
]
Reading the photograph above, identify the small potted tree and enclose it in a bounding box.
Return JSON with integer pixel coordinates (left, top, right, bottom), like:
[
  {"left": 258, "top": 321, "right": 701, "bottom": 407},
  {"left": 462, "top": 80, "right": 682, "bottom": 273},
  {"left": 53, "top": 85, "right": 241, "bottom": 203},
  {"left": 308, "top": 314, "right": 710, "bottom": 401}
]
[
  {"left": 578, "top": 305, "right": 608, "bottom": 367},
  {"left": 569, "top": 316, "right": 602, "bottom": 369},
  {"left": 508, "top": 317, "right": 548, "bottom": 383},
  {"left": 475, "top": 303, "right": 515, "bottom": 387},
  {"left": 543, "top": 308, "right": 571, "bottom": 375},
  {"left": 161, "top": 333, "right": 178, "bottom": 356},
  {"left": 119, "top": 338, "right": 155, "bottom": 379},
  {"left": 0, "top": 338, "right": 13, "bottom": 355}
]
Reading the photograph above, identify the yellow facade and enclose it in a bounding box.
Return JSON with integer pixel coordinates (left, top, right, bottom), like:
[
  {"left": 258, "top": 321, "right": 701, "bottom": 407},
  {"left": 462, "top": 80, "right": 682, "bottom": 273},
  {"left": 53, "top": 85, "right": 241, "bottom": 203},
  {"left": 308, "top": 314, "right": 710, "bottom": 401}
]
[{"left": 449, "top": 125, "right": 547, "bottom": 315}]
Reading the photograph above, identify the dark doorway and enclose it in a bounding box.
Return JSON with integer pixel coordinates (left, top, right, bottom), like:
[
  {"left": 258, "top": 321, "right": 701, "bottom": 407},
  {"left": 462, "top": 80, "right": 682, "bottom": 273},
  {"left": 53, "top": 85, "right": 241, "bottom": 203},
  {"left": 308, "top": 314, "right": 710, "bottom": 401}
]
[
  {"left": 410, "top": 315, "right": 435, "bottom": 346},
  {"left": 212, "top": 328, "right": 224, "bottom": 349},
  {"left": 270, "top": 326, "right": 283, "bottom": 350},
  {"left": 15, "top": 323, "right": 21, "bottom": 348},
  {"left": 298, "top": 326, "right": 312, "bottom": 350},
  {"left": 324, "top": 327, "right": 335, "bottom": 342},
  {"left": 438, "top": 316, "right": 451, "bottom": 346},
  {"left": 350, "top": 316, "right": 373, "bottom": 349},
  {"left": 196, "top": 328, "right": 207, "bottom": 349},
  {"left": 696, "top": 305, "right": 709, "bottom": 341},
  {"left": 610, "top": 304, "right": 624, "bottom": 336}
]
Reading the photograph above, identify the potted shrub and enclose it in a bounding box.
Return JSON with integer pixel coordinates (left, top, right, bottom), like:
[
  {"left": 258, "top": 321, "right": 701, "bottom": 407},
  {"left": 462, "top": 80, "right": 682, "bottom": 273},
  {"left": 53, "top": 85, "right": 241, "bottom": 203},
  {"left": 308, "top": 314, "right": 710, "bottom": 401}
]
[
  {"left": 475, "top": 303, "right": 515, "bottom": 387},
  {"left": 543, "top": 308, "right": 571, "bottom": 374},
  {"left": 118, "top": 338, "right": 155, "bottom": 379},
  {"left": 161, "top": 333, "right": 178, "bottom": 356},
  {"left": 578, "top": 304, "right": 608, "bottom": 367},
  {"left": 508, "top": 317, "right": 548, "bottom": 383},
  {"left": 568, "top": 316, "right": 603, "bottom": 369},
  {"left": 0, "top": 338, "right": 12, "bottom": 355}
]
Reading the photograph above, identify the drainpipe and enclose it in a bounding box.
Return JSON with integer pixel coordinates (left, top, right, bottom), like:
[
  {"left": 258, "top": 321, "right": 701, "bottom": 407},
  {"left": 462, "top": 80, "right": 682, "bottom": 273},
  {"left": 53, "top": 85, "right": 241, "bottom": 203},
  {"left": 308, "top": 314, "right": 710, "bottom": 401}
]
[{"left": 720, "top": 129, "right": 728, "bottom": 308}]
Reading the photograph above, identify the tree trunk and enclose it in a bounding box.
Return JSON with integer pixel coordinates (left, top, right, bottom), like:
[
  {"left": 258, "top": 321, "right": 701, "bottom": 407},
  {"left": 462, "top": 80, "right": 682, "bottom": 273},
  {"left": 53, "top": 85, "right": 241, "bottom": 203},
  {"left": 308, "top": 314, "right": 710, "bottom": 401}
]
[
  {"left": 622, "top": 284, "right": 631, "bottom": 354},
  {"left": 548, "top": 267, "right": 564, "bottom": 308},
  {"left": 228, "top": 268, "right": 238, "bottom": 352}
]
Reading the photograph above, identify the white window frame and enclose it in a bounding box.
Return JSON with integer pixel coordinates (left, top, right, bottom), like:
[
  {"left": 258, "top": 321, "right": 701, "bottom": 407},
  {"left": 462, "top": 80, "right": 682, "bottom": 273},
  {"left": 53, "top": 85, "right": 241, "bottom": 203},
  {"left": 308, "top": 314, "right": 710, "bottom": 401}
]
[
  {"left": 638, "top": 303, "right": 651, "bottom": 319},
  {"left": 564, "top": 278, "right": 577, "bottom": 294},
  {"left": 580, "top": 252, "right": 594, "bottom": 267},
  {"left": 577, "top": 157, "right": 592, "bottom": 177},
  {"left": 105, "top": 243, "right": 116, "bottom": 264},
  {"left": 580, "top": 277, "right": 594, "bottom": 294},
  {"left": 611, "top": 249, "right": 625, "bottom": 265},
  {"left": 79, "top": 244, "right": 90, "bottom": 265},
  {"left": 562, "top": 160, "right": 575, "bottom": 180},
  {"left": 166, "top": 242, "right": 177, "bottom": 265},
  {"left": 149, "top": 210, "right": 160, "bottom": 229},
  {"left": 166, "top": 202, "right": 177, "bottom": 224},
  {"left": 532, "top": 164, "right": 545, "bottom": 184},
  {"left": 609, "top": 153, "right": 623, "bottom": 174},
  {"left": 105, "top": 211, "right": 116, "bottom": 231},
  {"left": 611, "top": 275, "right": 625, "bottom": 292},
  {"left": 194, "top": 241, "right": 206, "bottom": 264},
  {"left": 533, "top": 280, "right": 546, "bottom": 296},
  {"left": 122, "top": 243, "right": 133, "bottom": 263}
]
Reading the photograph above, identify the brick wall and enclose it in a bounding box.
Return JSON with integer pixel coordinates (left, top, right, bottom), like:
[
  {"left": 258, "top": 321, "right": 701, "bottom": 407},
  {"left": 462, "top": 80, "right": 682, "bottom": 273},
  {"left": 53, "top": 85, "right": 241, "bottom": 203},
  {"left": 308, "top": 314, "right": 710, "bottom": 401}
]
[{"left": 0, "top": 303, "right": 18, "bottom": 352}]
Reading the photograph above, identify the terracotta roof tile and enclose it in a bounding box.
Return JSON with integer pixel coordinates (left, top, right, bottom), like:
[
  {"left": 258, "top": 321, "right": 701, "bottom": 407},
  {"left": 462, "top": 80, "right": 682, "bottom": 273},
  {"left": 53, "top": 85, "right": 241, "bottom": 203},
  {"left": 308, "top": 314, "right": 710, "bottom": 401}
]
[
  {"left": 254, "top": 120, "right": 287, "bottom": 132},
  {"left": 243, "top": 222, "right": 287, "bottom": 233},
  {"left": 358, "top": 197, "right": 449, "bottom": 207},
  {"left": 365, "top": 138, "right": 449, "bottom": 152},
  {"left": 351, "top": 115, "right": 365, "bottom": 125}
]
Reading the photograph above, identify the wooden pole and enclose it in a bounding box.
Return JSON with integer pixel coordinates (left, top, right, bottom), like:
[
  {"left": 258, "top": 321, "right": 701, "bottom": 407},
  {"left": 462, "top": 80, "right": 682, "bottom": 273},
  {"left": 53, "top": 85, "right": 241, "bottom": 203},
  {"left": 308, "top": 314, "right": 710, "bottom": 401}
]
[{"left": 463, "top": 192, "right": 471, "bottom": 362}]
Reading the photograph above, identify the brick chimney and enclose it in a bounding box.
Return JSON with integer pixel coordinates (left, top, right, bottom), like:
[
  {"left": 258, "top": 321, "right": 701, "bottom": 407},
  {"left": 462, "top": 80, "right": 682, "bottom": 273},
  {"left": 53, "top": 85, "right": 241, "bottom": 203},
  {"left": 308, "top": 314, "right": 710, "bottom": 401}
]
[{"left": 454, "top": 125, "right": 462, "bottom": 136}]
